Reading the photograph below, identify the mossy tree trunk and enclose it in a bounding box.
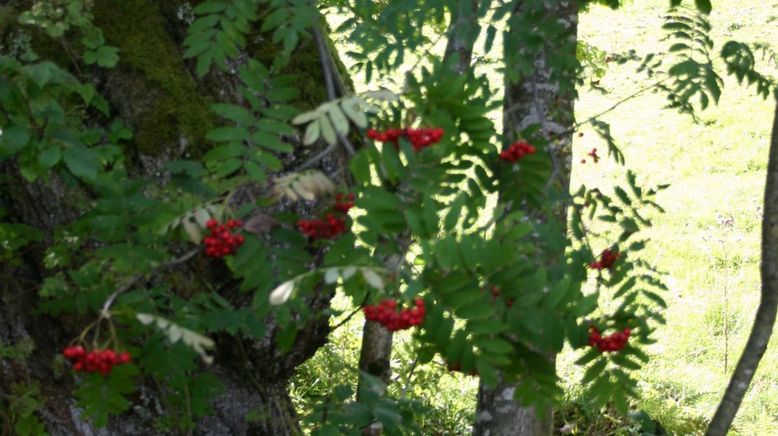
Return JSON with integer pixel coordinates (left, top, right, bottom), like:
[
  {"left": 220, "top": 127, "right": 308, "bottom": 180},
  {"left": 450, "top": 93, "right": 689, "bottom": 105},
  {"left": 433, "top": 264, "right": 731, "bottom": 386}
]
[{"left": 0, "top": 1, "right": 349, "bottom": 434}]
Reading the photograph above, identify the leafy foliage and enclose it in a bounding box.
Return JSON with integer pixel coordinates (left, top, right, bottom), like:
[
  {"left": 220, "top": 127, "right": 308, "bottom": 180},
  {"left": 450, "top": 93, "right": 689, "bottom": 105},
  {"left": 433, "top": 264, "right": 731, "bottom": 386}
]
[
  {"left": 74, "top": 365, "right": 139, "bottom": 427},
  {"left": 721, "top": 41, "right": 778, "bottom": 100},
  {"left": 328, "top": 0, "right": 450, "bottom": 82},
  {"left": 183, "top": 0, "right": 259, "bottom": 76},
  {"left": 293, "top": 95, "right": 371, "bottom": 145},
  {"left": 19, "top": 0, "right": 119, "bottom": 67},
  {"left": 203, "top": 59, "right": 300, "bottom": 182},
  {"left": 643, "top": 5, "right": 778, "bottom": 117},
  {"left": 659, "top": 8, "right": 723, "bottom": 113},
  {"left": 0, "top": 56, "right": 110, "bottom": 182},
  {"left": 0, "top": 383, "right": 47, "bottom": 436}
]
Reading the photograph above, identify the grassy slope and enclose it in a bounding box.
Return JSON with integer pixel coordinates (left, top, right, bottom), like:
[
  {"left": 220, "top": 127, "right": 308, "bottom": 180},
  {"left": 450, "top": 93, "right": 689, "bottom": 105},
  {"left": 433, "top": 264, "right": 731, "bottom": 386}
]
[
  {"left": 304, "top": 2, "right": 778, "bottom": 434},
  {"left": 565, "top": 1, "right": 778, "bottom": 434}
]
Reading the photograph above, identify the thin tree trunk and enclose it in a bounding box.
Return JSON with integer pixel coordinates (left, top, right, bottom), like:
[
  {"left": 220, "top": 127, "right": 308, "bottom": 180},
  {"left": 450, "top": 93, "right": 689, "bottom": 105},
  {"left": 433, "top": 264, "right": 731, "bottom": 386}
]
[
  {"left": 705, "top": 98, "right": 778, "bottom": 436},
  {"left": 474, "top": 0, "right": 578, "bottom": 434},
  {"left": 0, "top": 1, "right": 350, "bottom": 433},
  {"left": 355, "top": 248, "right": 401, "bottom": 435},
  {"left": 353, "top": 4, "right": 484, "bottom": 433}
]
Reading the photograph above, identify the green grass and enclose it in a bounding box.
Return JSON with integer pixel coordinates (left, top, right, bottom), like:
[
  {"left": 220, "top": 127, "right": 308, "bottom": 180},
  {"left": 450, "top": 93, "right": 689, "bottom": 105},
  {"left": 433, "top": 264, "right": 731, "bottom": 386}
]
[
  {"left": 566, "top": 1, "right": 778, "bottom": 434},
  {"left": 304, "top": 1, "right": 778, "bottom": 434}
]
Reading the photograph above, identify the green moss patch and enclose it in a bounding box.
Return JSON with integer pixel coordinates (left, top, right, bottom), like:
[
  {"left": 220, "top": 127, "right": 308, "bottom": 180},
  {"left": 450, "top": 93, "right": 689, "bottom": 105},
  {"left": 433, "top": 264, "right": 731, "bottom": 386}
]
[{"left": 93, "top": 0, "right": 213, "bottom": 156}]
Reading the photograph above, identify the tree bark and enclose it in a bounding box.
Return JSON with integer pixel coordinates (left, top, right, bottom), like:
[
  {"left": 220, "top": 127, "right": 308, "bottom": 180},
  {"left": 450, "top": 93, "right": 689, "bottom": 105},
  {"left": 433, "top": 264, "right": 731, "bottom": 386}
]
[
  {"left": 443, "top": 0, "right": 480, "bottom": 75},
  {"left": 474, "top": 1, "right": 578, "bottom": 434},
  {"left": 705, "top": 98, "right": 778, "bottom": 436},
  {"left": 357, "top": 320, "right": 394, "bottom": 399},
  {"left": 355, "top": 320, "right": 393, "bottom": 436},
  {"left": 0, "top": 1, "right": 350, "bottom": 434},
  {"left": 355, "top": 248, "right": 403, "bottom": 435},
  {"left": 474, "top": 380, "right": 550, "bottom": 436}
]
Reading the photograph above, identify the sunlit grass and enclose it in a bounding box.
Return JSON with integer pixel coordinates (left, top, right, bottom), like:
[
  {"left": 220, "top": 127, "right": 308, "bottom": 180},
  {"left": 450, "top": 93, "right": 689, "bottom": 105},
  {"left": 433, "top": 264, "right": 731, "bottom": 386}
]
[{"left": 567, "top": 1, "right": 778, "bottom": 434}]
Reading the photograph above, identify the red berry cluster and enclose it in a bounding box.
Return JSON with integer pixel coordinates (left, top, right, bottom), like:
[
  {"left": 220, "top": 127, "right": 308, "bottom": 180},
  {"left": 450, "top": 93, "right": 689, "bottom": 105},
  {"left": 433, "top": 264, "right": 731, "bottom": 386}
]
[
  {"left": 581, "top": 148, "right": 600, "bottom": 164},
  {"left": 297, "top": 193, "right": 354, "bottom": 240},
  {"left": 367, "top": 127, "right": 444, "bottom": 151},
  {"left": 204, "top": 219, "right": 245, "bottom": 258},
  {"left": 62, "top": 345, "right": 131, "bottom": 375},
  {"left": 588, "top": 326, "right": 631, "bottom": 353},
  {"left": 499, "top": 140, "right": 536, "bottom": 162},
  {"left": 588, "top": 148, "right": 599, "bottom": 163},
  {"left": 334, "top": 192, "right": 355, "bottom": 213},
  {"left": 363, "top": 298, "right": 426, "bottom": 332},
  {"left": 298, "top": 213, "right": 347, "bottom": 240},
  {"left": 367, "top": 127, "right": 404, "bottom": 143},
  {"left": 589, "top": 248, "right": 620, "bottom": 270}
]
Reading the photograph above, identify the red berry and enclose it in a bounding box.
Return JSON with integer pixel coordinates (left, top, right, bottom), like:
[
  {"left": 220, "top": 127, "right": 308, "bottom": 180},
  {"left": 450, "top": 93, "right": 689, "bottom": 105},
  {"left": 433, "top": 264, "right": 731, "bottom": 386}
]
[
  {"left": 500, "top": 141, "right": 537, "bottom": 163},
  {"left": 588, "top": 148, "right": 600, "bottom": 163},
  {"left": 118, "top": 352, "right": 131, "bottom": 364},
  {"left": 590, "top": 248, "right": 620, "bottom": 270},
  {"left": 63, "top": 346, "right": 83, "bottom": 359}
]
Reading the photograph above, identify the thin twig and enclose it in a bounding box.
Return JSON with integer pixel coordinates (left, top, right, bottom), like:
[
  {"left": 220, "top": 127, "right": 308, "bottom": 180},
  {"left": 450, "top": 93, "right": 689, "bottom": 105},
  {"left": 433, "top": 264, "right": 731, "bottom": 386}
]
[
  {"left": 331, "top": 305, "right": 362, "bottom": 331},
  {"left": 400, "top": 358, "right": 419, "bottom": 400},
  {"left": 313, "top": 25, "right": 338, "bottom": 102},
  {"left": 404, "top": 31, "right": 446, "bottom": 79},
  {"left": 337, "top": 133, "right": 357, "bottom": 156},
  {"left": 313, "top": 24, "right": 356, "bottom": 157},
  {"left": 100, "top": 248, "right": 200, "bottom": 318},
  {"left": 298, "top": 142, "right": 337, "bottom": 171},
  {"left": 572, "top": 203, "right": 599, "bottom": 264},
  {"left": 319, "top": 397, "right": 331, "bottom": 426},
  {"left": 325, "top": 39, "right": 349, "bottom": 98},
  {"left": 331, "top": 288, "right": 372, "bottom": 333},
  {"left": 60, "top": 39, "right": 85, "bottom": 78},
  {"left": 553, "top": 76, "right": 671, "bottom": 141}
]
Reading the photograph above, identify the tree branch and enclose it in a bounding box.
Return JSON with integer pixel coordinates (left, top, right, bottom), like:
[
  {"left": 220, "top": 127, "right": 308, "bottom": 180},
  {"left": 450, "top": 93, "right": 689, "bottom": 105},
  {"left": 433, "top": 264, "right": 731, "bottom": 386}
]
[
  {"left": 297, "top": 142, "right": 337, "bottom": 171},
  {"left": 100, "top": 248, "right": 200, "bottom": 318},
  {"left": 400, "top": 358, "right": 419, "bottom": 400},
  {"left": 313, "top": 24, "right": 357, "bottom": 156},
  {"left": 331, "top": 304, "right": 363, "bottom": 332}
]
